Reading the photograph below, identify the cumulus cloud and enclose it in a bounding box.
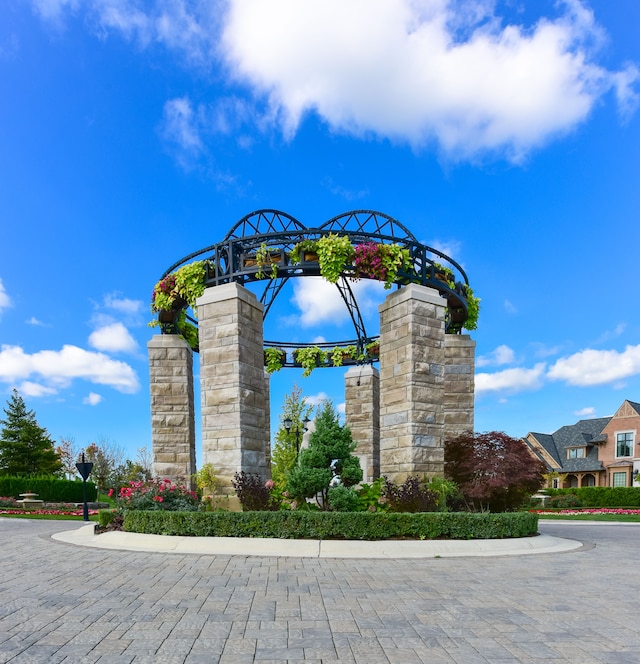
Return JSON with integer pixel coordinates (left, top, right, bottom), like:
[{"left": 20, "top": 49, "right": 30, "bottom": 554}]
[
  {"left": 475, "top": 363, "right": 546, "bottom": 396},
  {"left": 221, "top": 0, "right": 638, "bottom": 161},
  {"left": 0, "top": 344, "right": 140, "bottom": 393},
  {"left": 0, "top": 278, "right": 11, "bottom": 313},
  {"left": 83, "top": 392, "right": 104, "bottom": 406},
  {"left": 290, "top": 277, "right": 387, "bottom": 327},
  {"left": 547, "top": 344, "right": 640, "bottom": 386},
  {"left": 33, "top": 0, "right": 638, "bottom": 163},
  {"left": 89, "top": 322, "right": 138, "bottom": 354},
  {"left": 160, "top": 97, "right": 206, "bottom": 166},
  {"left": 18, "top": 381, "right": 58, "bottom": 398},
  {"left": 476, "top": 344, "right": 515, "bottom": 368}
]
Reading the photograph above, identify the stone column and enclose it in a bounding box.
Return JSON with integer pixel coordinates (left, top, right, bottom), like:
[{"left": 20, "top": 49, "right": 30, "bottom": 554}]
[
  {"left": 264, "top": 371, "right": 272, "bottom": 480},
  {"left": 444, "top": 334, "right": 476, "bottom": 442},
  {"left": 148, "top": 334, "right": 196, "bottom": 487},
  {"left": 197, "top": 283, "right": 268, "bottom": 508},
  {"left": 378, "top": 284, "right": 446, "bottom": 483},
  {"left": 345, "top": 365, "right": 380, "bottom": 483}
]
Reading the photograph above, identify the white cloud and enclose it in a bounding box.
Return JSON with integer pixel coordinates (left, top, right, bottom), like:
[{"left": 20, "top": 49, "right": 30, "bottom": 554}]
[
  {"left": 25, "top": 317, "right": 46, "bottom": 326},
  {"left": 574, "top": 406, "right": 596, "bottom": 418},
  {"left": 290, "top": 277, "right": 387, "bottom": 327},
  {"left": 31, "top": 0, "right": 79, "bottom": 22},
  {"left": 475, "top": 362, "right": 546, "bottom": 396},
  {"left": 83, "top": 392, "right": 103, "bottom": 406},
  {"left": 476, "top": 344, "right": 515, "bottom": 368},
  {"left": 547, "top": 344, "right": 640, "bottom": 386},
  {"left": 160, "top": 96, "right": 206, "bottom": 166},
  {"left": 221, "top": 0, "right": 638, "bottom": 161},
  {"left": 18, "top": 381, "right": 58, "bottom": 398},
  {"left": 0, "top": 278, "right": 11, "bottom": 313},
  {"left": 103, "top": 293, "right": 143, "bottom": 316},
  {"left": 0, "top": 344, "right": 140, "bottom": 393},
  {"left": 89, "top": 322, "right": 138, "bottom": 353},
  {"left": 504, "top": 300, "right": 518, "bottom": 314},
  {"left": 306, "top": 392, "right": 332, "bottom": 408}
]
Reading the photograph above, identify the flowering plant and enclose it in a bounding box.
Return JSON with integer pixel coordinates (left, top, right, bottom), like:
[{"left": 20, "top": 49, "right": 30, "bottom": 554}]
[
  {"left": 109, "top": 478, "right": 201, "bottom": 511},
  {"left": 150, "top": 260, "right": 210, "bottom": 315},
  {"left": 353, "top": 242, "right": 411, "bottom": 289}
]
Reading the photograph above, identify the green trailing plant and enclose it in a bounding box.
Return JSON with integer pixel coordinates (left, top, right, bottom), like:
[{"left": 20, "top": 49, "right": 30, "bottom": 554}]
[
  {"left": 463, "top": 286, "right": 480, "bottom": 331},
  {"left": 290, "top": 239, "right": 319, "bottom": 264},
  {"left": 264, "top": 347, "right": 287, "bottom": 373},
  {"left": 315, "top": 234, "right": 355, "bottom": 283},
  {"left": 365, "top": 340, "right": 380, "bottom": 359},
  {"left": 330, "top": 344, "right": 359, "bottom": 367},
  {"left": 433, "top": 262, "right": 456, "bottom": 288},
  {"left": 255, "top": 242, "right": 280, "bottom": 280},
  {"left": 293, "top": 346, "right": 328, "bottom": 377},
  {"left": 150, "top": 260, "right": 209, "bottom": 314}
]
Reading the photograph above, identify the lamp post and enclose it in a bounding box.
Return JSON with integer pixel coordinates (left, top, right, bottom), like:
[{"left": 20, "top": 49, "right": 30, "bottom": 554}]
[
  {"left": 75, "top": 453, "right": 94, "bottom": 522},
  {"left": 283, "top": 416, "right": 310, "bottom": 457}
]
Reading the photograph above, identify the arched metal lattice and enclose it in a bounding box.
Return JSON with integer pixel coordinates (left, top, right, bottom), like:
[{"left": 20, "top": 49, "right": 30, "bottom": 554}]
[{"left": 155, "top": 210, "right": 472, "bottom": 365}]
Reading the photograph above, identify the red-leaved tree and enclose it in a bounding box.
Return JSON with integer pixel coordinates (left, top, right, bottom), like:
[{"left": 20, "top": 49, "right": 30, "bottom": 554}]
[{"left": 444, "top": 431, "right": 545, "bottom": 512}]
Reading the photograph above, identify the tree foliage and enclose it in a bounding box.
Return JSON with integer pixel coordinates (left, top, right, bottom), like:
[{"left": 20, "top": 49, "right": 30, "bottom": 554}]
[
  {"left": 444, "top": 430, "right": 545, "bottom": 512},
  {"left": 286, "top": 400, "right": 362, "bottom": 510},
  {"left": 271, "top": 385, "right": 313, "bottom": 487},
  {"left": 0, "top": 389, "right": 62, "bottom": 476}
]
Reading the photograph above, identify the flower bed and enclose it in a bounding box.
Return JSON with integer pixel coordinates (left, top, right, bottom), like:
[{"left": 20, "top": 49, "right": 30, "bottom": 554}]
[
  {"left": 532, "top": 508, "right": 640, "bottom": 516},
  {"left": 0, "top": 508, "right": 98, "bottom": 516}
]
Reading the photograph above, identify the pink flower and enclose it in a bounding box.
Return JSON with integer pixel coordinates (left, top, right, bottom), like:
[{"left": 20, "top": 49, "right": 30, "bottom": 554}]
[
  {"left": 153, "top": 496, "right": 164, "bottom": 502},
  {"left": 265, "top": 480, "right": 275, "bottom": 490}
]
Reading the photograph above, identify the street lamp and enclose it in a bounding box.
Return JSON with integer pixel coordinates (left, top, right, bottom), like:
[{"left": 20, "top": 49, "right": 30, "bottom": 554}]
[
  {"left": 75, "top": 453, "right": 94, "bottom": 522},
  {"left": 283, "top": 416, "right": 311, "bottom": 456}
]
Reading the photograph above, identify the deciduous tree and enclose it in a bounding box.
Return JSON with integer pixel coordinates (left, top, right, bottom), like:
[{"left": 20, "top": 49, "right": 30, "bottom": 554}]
[{"left": 444, "top": 430, "right": 545, "bottom": 512}]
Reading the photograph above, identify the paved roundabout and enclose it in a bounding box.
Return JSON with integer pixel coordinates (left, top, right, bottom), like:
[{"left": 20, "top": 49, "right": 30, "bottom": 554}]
[{"left": 1, "top": 518, "right": 639, "bottom": 663}]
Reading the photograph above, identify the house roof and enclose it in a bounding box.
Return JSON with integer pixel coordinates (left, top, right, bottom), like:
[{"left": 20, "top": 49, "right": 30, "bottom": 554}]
[{"left": 527, "top": 416, "right": 610, "bottom": 473}]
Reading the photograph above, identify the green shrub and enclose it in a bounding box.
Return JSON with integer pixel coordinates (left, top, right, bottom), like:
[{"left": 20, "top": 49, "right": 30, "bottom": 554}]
[
  {"left": 545, "top": 487, "right": 640, "bottom": 508},
  {"left": 123, "top": 510, "right": 538, "bottom": 540},
  {"left": 0, "top": 476, "right": 97, "bottom": 502},
  {"left": 98, "top": 509, "right": 117, "bottom": 528},
  {"left": 327, "top": 486, "right": 359, "bottom": 512},
  {"left": 548, "top": 493, "right": 582, "bottom": 509}
]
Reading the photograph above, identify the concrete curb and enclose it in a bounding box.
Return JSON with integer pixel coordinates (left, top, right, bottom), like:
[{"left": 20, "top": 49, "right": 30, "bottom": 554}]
[{"left": 52, "top": 524, "right": 583, "bottom": 558}]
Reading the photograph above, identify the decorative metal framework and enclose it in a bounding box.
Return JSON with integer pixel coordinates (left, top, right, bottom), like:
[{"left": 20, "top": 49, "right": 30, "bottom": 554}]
[{"left": 156, "top": 210, "right": 472, "bottom": 365}]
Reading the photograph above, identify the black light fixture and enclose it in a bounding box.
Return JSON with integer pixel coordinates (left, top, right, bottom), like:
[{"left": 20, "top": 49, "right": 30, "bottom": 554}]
[
  {"left": 284, "top": 417, "right": 311, "bottom": 456},
  {"left": 75, "top": 453, "right": 94, "bottom": 522}
]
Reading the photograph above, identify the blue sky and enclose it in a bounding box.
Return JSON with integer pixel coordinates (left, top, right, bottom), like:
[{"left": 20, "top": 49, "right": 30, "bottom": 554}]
[{"left": 1, "top": 0, "right": 639, "bottom": 463}]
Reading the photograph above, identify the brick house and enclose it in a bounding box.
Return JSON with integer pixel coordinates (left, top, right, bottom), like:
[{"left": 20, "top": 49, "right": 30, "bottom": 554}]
[{"left": 524, "top": 400, "right": 640, "bottom": 489}]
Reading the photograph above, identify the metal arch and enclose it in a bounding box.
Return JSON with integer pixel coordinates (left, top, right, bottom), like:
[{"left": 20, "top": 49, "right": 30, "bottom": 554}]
[
  {"left": 319, "top": 210, "right": 417, "bottom": 244},
  {"left": 333, "top": 276, "right": 369, "bottom": 348},
  {"left": 223, "top": 209, "right": 307, "bottom": 241}
]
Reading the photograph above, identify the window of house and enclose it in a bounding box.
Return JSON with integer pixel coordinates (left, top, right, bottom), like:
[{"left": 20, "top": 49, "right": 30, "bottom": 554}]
[
  {"left": 552, "top": 478, "right": 560, "bottom": 489},
  {"left": 613, "top": 472, "right": 627, "bottom": 487},
  {"left": 616, "top": 432, "right": 634, "bottom": 458},
  {"left": 567, "top": 447, "right": 585, "bottom": 459}
]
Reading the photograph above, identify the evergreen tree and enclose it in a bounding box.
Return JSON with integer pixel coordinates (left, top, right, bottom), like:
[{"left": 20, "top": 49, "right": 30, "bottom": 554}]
[
  {"left": 0, "top": 389, "right": 62, "bottom": 476},
  {"left": 286, "top": 400, "right": 362, "bottom": 510},
  {"left": 271, "top": 385, "right": 313, "bottom": 487}
]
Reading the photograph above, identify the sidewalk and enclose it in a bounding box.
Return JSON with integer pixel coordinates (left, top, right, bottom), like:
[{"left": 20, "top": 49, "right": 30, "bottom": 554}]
[{"left": 53, "top": 522, "right": 583, "bottom": 558}]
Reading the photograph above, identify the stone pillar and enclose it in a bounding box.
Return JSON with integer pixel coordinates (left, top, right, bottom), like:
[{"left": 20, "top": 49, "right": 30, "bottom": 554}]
[
  {"left": 197, "top": 283, "right": 268, "bottom": 508},
  {"left": 444, "top": 334, "right": 476, "bottom": 441},
  {"left": 148, "top": 334, "right": 196, "bottom": 487},
  {"left": 345, "top": 365, "right": 380, "bottom": 483},
  {"left": 264, "top": 371, "right": 272, "bottom": 480},
  {"left": 378, "top": 284, "right": 446, "bottom": 483}
]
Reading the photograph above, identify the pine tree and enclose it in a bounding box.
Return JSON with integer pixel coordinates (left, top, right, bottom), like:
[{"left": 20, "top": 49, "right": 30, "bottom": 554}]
[
  {"left": 286, "top": 400, "right": 362, "bottom": 510},
  {"left": 0, "top": 389, "right": 62, "bottom": 476},
  {"left": 271, "top": 385, "right": 313, "bottom": 487}
]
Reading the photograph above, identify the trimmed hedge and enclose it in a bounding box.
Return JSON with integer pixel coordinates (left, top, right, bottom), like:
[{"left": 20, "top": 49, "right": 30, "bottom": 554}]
[
  {"left": 123, "top": 510, "right": 538, "bottom": 540},
  {"left": 545, "top": 487, "right": 640, "bottom": 508},
  {"left": 0, "top": 476, "right": 97, "bottom": 502}
]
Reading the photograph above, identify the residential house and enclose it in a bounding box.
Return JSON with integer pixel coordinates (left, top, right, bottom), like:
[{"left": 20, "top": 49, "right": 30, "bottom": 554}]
[{"left": 524, "top": 400, "right": 640, "bottom": 489}]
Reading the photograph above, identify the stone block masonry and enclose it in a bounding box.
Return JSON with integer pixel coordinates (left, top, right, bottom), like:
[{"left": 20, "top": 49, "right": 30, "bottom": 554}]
[
  {"left": 444, "top": 334, "right": 476, "bottom": 441},
  {"left": 148, "top": 334, "right": 196, "bottom": 488},
  {"left": 197, "top": 283, "right": 270, "bottom": 507},
  {"left": 345, "top": 365, "right": 380, "bottom": 483},
  {"left": 379, "top": 284, "right": 446, "bottom": 483}
]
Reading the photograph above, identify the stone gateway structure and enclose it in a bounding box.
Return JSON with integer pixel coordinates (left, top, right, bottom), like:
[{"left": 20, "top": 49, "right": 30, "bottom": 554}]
[{"left": 148, "top": 210, "right": 476, "bottom": 497}]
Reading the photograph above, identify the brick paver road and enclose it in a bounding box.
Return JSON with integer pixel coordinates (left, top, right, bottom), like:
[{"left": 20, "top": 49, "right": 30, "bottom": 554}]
[{"left": 0, "top": 518, "right": 638, "bottom": 664}]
